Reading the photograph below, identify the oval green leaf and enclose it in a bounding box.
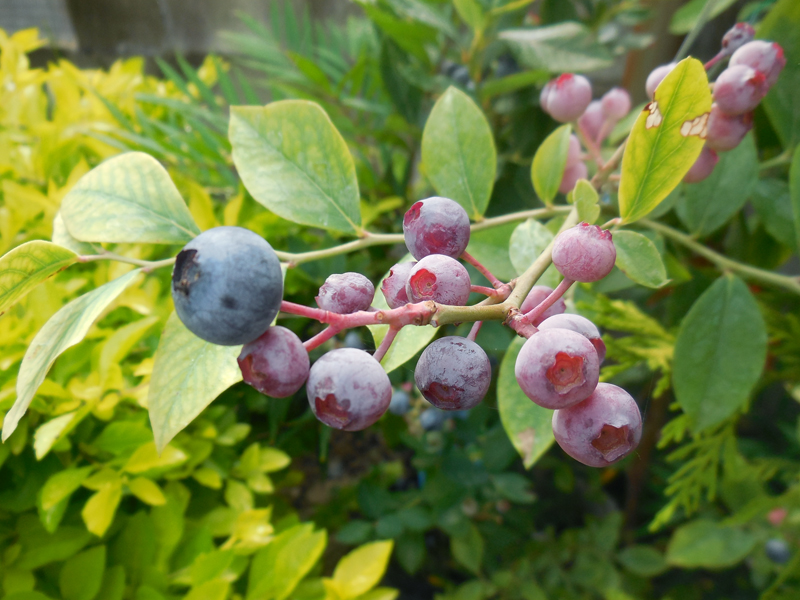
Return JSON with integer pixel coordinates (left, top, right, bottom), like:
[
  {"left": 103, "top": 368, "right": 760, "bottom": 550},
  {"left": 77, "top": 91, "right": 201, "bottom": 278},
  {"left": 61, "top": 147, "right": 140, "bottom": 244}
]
[
  {"left": 500, "top": 23, "right": 614, "bottom": 73},
  {"left": 676, "top": 134, "right": 758, "bottom": 236},
  {"left": 332, "top": 540, "right": 394, "bottom": 598},
  {"left": 572, "top": 179, "right": 600, "bottom": 224},
  {"left": 613, "top": 230, "right": 669, "bottom": 289},
  {"left": 421, "top": 86, "right": 497, "bottom": 219},
  {"left": 148, "top": 312, "right": 243, "bottom": 451},
  {"left": 2, "top": 269, "right": 142, "bottom": 442},
  {"left": 673, "top": 275, "right": 767, "bottom": 432},
  {"left": 61, "top": 152, "right": 200, "bottom": 244},
  {"left": 666, "top": 519, "right": 756, "bottom": 569},
  {"left": 466, "top": 222, "right": 518, "bottom": 282},
  {"left": 498, "top": 337, "right": 555, "bottom": 468},
  {"left": 0, "top": 240, "right": 76, "bottom": 315},
  {"left": 531, "top": 124, "right": 572, "bottom": 205},
  {"left": 230, "top": 101, "right": 361, "bottom": 234},
  {"left": 59, "top": 545, "right": 106, "bottom": 600},
  {"left": 619, "top": 58, "right": 712, "bottom": 224},
  {"left": 508, "top": 219, "right": 560, "bottom": 288}
]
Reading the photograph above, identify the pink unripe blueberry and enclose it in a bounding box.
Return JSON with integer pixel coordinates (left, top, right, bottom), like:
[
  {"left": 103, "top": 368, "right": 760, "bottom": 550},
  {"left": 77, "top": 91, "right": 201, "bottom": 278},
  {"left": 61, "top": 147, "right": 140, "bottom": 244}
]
[
  {"left": 683, "top": 146, "right": 719, "bottom": 183},
  {"left": 566, "top": 134, "right": 582, "bottom": 166},
  {"left": 706, "top": 104, "right": 752, "bottom": 152},
  {"left": 406, "top": 254, "right": 471, "bottom": 306},
  {"left": 540, "top": 74, "right": 593, "bottom": 123},
  {"left": 559, "top": 161, "right": 588, "bottom": 195},
  {"left": 316, "top": 272, "right": 375, "bottom": 314},
  {"left": 601, "top": 87, "right": 631, "bottom": 121},
  {"left": 307, "top": 348, "right": 392, "bottom": 431},
  {"left": 645, "top": 63, "right": 676, "bottom": 99},
  {"left": 403, "top": 196, "right": 471, "bottom": 260},
  {"left": 578, "top": 100, "right": 604, "bottom": 142},
  {"left": 730, "top": 40, "right": 786, "bottom": 88},
  {"left": 520, "top": 285, "right": 567, "bottom": 326},
  {"left": 552, "top": 383, "right": 642, "bottom": 467},
  {"left": 721, "top": 23, "right": 755, "bottom": 56},
  {"left": 713, "top": 65, "right": 767, "bottom": 115},
  {"left": 551, "top": 223, "right": 616, "bottom": 283},
  {"left": 538, "top": 313, "right": 606, "bottom": 363},
  {"left": 515, "top": 329, "right": 600, "bottom": 409},
  {"left": 238, "top": 326, "right": 310, "bottom": 398},
  {"left": 381, "top": 261, "right": 416, "bottom": 309}
]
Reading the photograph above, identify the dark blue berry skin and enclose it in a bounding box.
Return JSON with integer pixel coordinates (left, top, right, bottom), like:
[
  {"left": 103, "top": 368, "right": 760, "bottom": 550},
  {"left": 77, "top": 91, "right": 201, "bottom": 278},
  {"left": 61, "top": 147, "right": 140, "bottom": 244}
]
[
  {"left": 765, "top": 539, "right": 791, "bottom": 564},
  {"left": 419, "top": 407, "right": 447, "bottom": 431},
  {"left": 389, "top": 390, "right": 411, "bottom": 415},
  {"left": 172, "top": 226, "right": 283, "bottom": 346}
]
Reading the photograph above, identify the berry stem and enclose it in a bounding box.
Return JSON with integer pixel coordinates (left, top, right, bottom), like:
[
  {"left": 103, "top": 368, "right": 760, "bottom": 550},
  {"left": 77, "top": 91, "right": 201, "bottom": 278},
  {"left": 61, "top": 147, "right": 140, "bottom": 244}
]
[
  {"left": 523, "top": 278, "right": 575, "bottom": 323},
  {"left": 704, "top": 52, "right": 725, "bottom": 70},
  {"left": 78, "top": 253, "right": 176, "bottom": 271},
  {"left": 595, "top": 117, "right": 616, "bottom": 147},
  {"left": 373, "top": 326, "right": 400, "bottom": 362},
  {"left": 576, "top": 122, "right": 604, "bottom": 166},
  {"left": 461, "top": 250, "right": 503, "bottom": 287},
  {"left": 673, "top": 0, "right": 719, "bottom": 62},
  {"left": 303, "top": 325, "right": 341, "bottom": 351},
  {"left": 591, "top": 138, "right": 627, "bottom": 189},
  {"left": 467, "top": 321, "right": 483, "bottom": 342},
  {"left": 471, "top": 284, "right": 500, "bottom": 297}
]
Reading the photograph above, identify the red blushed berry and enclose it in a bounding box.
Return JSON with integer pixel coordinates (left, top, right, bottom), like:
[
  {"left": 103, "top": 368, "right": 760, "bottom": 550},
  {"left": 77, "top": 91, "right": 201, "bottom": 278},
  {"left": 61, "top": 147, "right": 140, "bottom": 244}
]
[
  {"left": 316, "top": 272, "right": 375, "bottom": 314},
  {"left": 414, "top": 337, "right": 491, "bottom": 410},
  {"left": 559, "top": 161, "right": 587, "bottom": 195},
  {"left": 306, "top": 348, "right": 392, "bottom": 431},
  {"left": 552, "top": 383, "right": 642, "bottom": 467},
  {"left": 713, "top": 65, "right": 768, "bottom": 116},
  {"left": 381, "top": 261, "right": 416, "bottom": 309},
  {"left": 645, "top": 63, "right": 676, "bottom": 99},
  {"left": 403, "top": 196, "right": 471, "bottom": 260},
  {"left": 721, "top": 23, "right": 755, "bottom": 55},
  {"left": 238, "top": 326, "right": 310, "bottom": 398},
  {"left": 730, "top": 40, "right": 786, "bottom": 88},
  {"left": 406, "top": 255, "right": 471, "bottom": 306},
  {"left": 514, "top": 328, "right": 600, "bottom": 409},
  {"left": 706, "top": 104, "right": 752, "bottom": 152},
  {"left": 520, "top": 285, "right": 567, "bottom": 326},
  {"left": 551, "top": 223, "right": 616, "bottom": 283},
  {"left": 540, "top": 73, "right": 593, "bottom": 123},
  {"left": 537, "top": 313, "right": 606, "bottom": 363},
  {"left": 684, "top": 146, "right": 719, "bottom": 183}
]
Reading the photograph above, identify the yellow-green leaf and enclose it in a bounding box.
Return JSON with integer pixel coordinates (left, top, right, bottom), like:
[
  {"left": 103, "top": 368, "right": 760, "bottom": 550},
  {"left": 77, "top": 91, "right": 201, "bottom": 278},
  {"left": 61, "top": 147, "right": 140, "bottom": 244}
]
[
  {"left": 59, "top": 545, "right": 106, "bottom": 600},
  {"left": 333, "top": 540, "right": 394, "bottom": 599},
  {"left": 230, "top": 101, "right": 361, "bottom": 234},
  {"left": 531, "top": 124, "right": 572, "bottom": 204},
  {"left": 619, "top": 58, "right": 712, "bottom": 224},
  {"left": 40, "top": 466, "right": 94, "bottom": 511},
  {"left": 572, "top": 179, "right": 600, "bottom": 224},
  {"left": 613, "top": 230, "right": 669, "bottom": 289},
  {"left": 148, "top": 312, "right": 243, "bottom": 451},
  {"left": 2, "top": 269, "right": 142, "bottom": 442},
  {"left": 61, "top": 152, "right": 200, "bottom": 244},
  {"left": 127, "top": 477, "right": 167, "bottom": 506},
  {"left": 0, "top": 240, "right": 76, "bottom": 315},
  {"left": 82, "top": 482, "right": 122, "bottom": 537},
  {"left": 123, "top": 442, "right": 188, "bottom": 474}
]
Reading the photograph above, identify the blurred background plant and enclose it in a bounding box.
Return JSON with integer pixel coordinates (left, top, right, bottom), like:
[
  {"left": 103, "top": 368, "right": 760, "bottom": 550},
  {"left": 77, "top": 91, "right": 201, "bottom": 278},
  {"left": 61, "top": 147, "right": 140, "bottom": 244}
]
[{"left": 1, "top": 0, "right": 800, "bottom": 598}]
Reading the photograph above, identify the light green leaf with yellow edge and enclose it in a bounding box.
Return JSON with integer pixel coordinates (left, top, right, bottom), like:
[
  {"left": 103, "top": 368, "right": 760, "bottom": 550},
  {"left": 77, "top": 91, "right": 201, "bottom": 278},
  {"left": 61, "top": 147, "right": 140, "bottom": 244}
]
[
  {"left": 33, "top": 412, "right": 76, "bottom": 460},
  {"left": 124, "top": 442, "right": 188, "bottom": 475},
  {"left": 331, "top": 540, "right": 394, "bottom": 599},
  {"left": 2, "top": 269, "right": 142, "bottom": 442},
  {"left": 40, "top": 467, "right": 95, "bottom": 511},
  {"left": 148, "top": 312, "right": 243, "bottom": 451},
  {"left": 61, "top": 152, "right": 200, "bottom": 244},
  {"left": 369, "top": 256, "right": 437, "bottom": 374},
  {"left": 619, "top": 58, "right": 712, "bottom": 224},
  {"left": 613, "top": 230, "right": 669, "bottom": 289},
  {"left": 572, "top": 179, "right": 600, "bottom": 224},
  {"left": 230, "top": 101, "right": 361, "bottom": 234},
  {"left": 0, "top": 240, "right": 77, "bottom": 315},
  {"left": 185, "top": 580, "right": 230, "bottom": 600},
  {"left": 82, "top": 481, "right": 123, "bottom": 536},
  {"left": 531, "top": 124, "right": 572, "bottom": 204},
  {"left": 498, "top": 337, "right": 554, "bottom": 468},
  {"left": 421, "top": 86, "right": 496, "bottom": 219},
  {"left": 128, "top": 477, "right": 167, "bottom": 506}
]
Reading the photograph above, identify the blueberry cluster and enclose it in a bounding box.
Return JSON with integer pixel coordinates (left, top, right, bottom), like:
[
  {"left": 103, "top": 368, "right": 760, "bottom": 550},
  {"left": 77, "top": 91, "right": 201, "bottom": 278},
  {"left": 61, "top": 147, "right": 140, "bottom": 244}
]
[{"left": 170, "top": 200, "right": 642, "bottom": 467}]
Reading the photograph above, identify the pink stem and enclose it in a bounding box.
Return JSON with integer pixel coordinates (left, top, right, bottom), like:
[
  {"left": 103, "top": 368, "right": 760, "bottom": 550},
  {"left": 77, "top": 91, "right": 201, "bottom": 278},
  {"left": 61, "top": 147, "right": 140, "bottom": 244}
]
[
  {"left": 461, "top": 251, "right": 503, "bottom": 287},
  {"left": 471, "top": 285, "right": 498, "bottom": 297},
  {"left": 281, "top": 300, "right": 436, "bottom": 331},
  {"left": 577, "top": 122, "right": 604, "bottom": 166},
  {"left": 523, "top": 278, "right": 575, "bottom": 324},
  {"left": 467, "top": 321, "right": 483, "bottom": 342},
  {"left": 596, "top": 117, "right": 617, "bottom": 146},
  {"left": 304, "top": 326, "right": 340, "bottom": 351},
  {"left": 504, "top": 308, "right": 538, "bottom": 338},
  {"left": 704, "top": 52, "right": 724, "bottom": 70},
  {"left": 373, "top": 327, "right": 400, "bottom": 362}
]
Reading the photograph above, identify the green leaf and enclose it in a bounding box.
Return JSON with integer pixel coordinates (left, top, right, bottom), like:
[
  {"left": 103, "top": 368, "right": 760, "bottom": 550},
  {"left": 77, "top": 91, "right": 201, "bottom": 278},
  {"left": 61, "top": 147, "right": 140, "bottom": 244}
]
[
  {"left": 40, "top": 467, "right": 94, "bottom": 511},
  {"left": 96, "top": 565, "right": 125, "bottom": 600},
  {"left": 750, "top": 178, "right": 797, "bottom": 247},
  {"left": 465, "top": 223, "right": 519, "bottom": 282},
  {"left": 247, "top": 524, "right": 327, "bottom": 600},
  {"left": 450, "top": 523, "right": 484, "bottom": 575},
  {"left": 2, "top": 269, "right": 141, "bottom": 442},
  {"left": 59, "top": 545, "right": 106, "bottom": 600},
  {"left": 673, "top": 275, "right": 767, "bottom": 431},
  {"left": 123, "top": 442, "right": 188, "bottom": 475},
  {"left": 148, "top": 312, "right": 243, "bottom": 451},
  {"left": 421, "top": 86, "right": 497, "bottom": 219},
  {"left": 185, "top": 580, "right": 230, "bottom": 600},
  {"left": 757, "top": 0, "right": 800, "bottom": 148},
  {"left": 61, "top": 152, "right": 199, "bottom": 244},
  {"left": 128, "top": 477, "right": 167, "bottom": 506},
  {"left": 369, "top": 257, "right": 437, "bottom": 374},
  {"left": 676, "top": 134, "right": 758, "bottom": 235},
  {"left": 508, "top": 219, "right": 560, "bottom": 288},
  {"left": 666, "top": 519, "right": 756, "bottom": 568},
  {"left": 332, "top": 540, "right": 394, "bottom": 598},
  {"left": 260, "top": 447, "right": 291, "bottom": 472},
  {"left": 453, "top": 0, "right": 485, "bottom": 30},
  {"left": 669, "top": 0, "right": 738, "bottom": 34},
  {"left": 619, "top": 58, "right": 712, "bottom": 224},
  {"left": 52, "top": 212, "right": 95, "bottom": 255},
  {"left": 498, "top": 337, "right": 555, "bottom": 468},
  {"left": 500, "top": 22, "right": 614, "bottom": 72},
  {"left": 617, "top": 545, "right": 668, "bottom": 577},
  {"left": 613, "top": 230, "right": 669, "bottom": 289},
  {"left": 82, "top": 482, "right": 122, "bottom": 537},
  {"left": 34, "top": 412, "right": 77, "bottom": 460},
  {"left": 572, "top": 179, "right": 600, "bottom": 224},
  {"left": 479, "top": 69, "right": 550, "bottom": 101},
  {"left": 791, "top": 144, "right": 800, "bottom": 257},
  {"left": 531, "top": 124, "right": 572, "bottom": 204},
  {"left": 229, "top": 102, "right": 361, "bottom": 234},
  {"left": 0, "top": 240, "right": 76, "bottom": 315}
]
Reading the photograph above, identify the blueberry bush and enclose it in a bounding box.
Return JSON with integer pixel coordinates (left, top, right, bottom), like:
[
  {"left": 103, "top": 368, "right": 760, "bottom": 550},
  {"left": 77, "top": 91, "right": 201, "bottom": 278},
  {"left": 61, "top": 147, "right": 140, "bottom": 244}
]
[{"left": 3, "top": 0, "right": 800, "bottom": 598}]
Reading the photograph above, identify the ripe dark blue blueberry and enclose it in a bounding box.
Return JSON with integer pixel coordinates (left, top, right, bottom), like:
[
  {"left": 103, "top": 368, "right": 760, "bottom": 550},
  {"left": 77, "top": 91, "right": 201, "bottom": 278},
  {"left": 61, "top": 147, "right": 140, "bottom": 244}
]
[
  {"left": 172, "top": 226, "right": 283, "bottom": 346},
  {"left": 419, "top": 407, "right": 447, "bottom": 431},
  {"left": 389, "top": 389, "right": 411, "bottom": 415}
]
